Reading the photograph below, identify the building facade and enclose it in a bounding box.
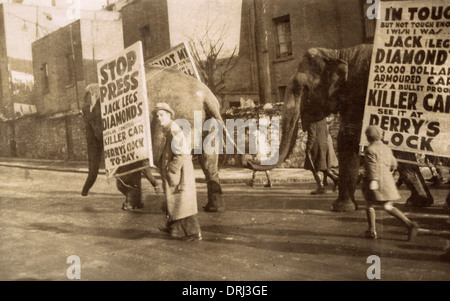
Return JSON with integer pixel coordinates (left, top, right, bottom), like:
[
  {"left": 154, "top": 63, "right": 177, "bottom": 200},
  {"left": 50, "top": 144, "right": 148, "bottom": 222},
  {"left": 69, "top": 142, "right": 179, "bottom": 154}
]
[
  {"left": 0, "top": 0, "right": 378, "bottom": 162},
  {"left": 0, "top": 6, "right": 122, "bottom": 160},
  {"left": 219, "top": 0, "right": 376, "bottom": 109},
  {"left": 32, "top": 15, "right": 123, "bottom": 115},
  {"left": 113, "top": 0, "right": 170, "bottom": 61}
]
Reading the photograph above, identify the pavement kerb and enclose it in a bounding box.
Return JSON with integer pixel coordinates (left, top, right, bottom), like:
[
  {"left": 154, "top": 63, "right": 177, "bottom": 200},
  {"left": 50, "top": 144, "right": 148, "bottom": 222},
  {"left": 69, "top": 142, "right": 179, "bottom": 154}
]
[{"left": 0, "top": 158, "right": 316, "bottom": 184}]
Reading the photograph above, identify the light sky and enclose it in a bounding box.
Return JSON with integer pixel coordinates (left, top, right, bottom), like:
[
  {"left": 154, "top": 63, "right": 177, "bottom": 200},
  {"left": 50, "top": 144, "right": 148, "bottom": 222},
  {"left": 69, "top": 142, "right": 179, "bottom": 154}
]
[
  {"left": 12, "top": 0, "right": 242, "bottom": 56},
  {"left": 168, "top": 0, "right": 242, "bottom": 56},
  {"left": 81, "top": 0, "right": 243, "bottom": 54}
]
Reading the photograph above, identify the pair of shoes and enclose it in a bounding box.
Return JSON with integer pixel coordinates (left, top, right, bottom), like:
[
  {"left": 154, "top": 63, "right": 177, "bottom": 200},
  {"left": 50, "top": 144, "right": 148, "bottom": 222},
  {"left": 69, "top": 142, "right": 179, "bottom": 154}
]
[
  {"left": 203, "top": 204, "right": 224, "bottom": 212},
  {"left": 264, "top": 182, "right": 273, "bottom": 188},
  {"left": 181, "top": 233, "right": 202, "bottom": 241},
  {"left": 365, "top": 230, "right": 377, "bottom": 239},
  {"left": 408, "top": 222, "right": 419, "bottom": 242},
  {"left": 159, "top": 226, "right": 185, "bottom": 238},
  {"left": 122, "top": 201, "right": 144, "bottom": 210},
  {"left": 158, "top": 225, "right": 171, "bottom": 234},
  {"left": 311, "top": 187, "right": 326, "bottom": 195}
]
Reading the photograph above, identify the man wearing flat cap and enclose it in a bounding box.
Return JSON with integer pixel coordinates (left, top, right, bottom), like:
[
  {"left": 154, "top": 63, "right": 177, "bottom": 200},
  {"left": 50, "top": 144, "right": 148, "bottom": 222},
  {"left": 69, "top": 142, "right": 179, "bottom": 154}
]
[{"left": 152, "top": 103, "right": 202, "bottom": 241}]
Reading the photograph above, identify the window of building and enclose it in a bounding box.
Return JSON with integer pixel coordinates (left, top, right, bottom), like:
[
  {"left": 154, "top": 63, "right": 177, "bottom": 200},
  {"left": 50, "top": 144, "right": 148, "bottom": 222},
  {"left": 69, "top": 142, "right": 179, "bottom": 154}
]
[
  {"left": 273, "top": 15, "right": 292, "bottom": 58},
  {"left": 278, "top": 86, "right": 287, "bottom": 102},
  {"left": 140, "top": 25, "right": 152, "bottom": 59},
  {"left": 66, "top": 53, "right": 74, "bottom": 85},
  {"left": 41, "top": 63, "right": 49, "bottom": 94},
  {"left": 362, "top": 2, "right": 376, "bottom": 42}
]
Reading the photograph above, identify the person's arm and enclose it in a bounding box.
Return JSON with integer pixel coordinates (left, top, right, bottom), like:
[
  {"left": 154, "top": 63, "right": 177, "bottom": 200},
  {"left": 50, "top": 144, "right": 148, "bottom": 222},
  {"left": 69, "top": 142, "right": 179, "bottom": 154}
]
[
  {"left": 167, "top": 125, "right": 187, "bottom": 173},
  {"left": 166, "top": 124, "right": 188, "bottom": 187},
  {"left": 365, "top": 148, "right": 380, "bottom": 190},
  {"left": 389, "top": 149, "right": 398, "bottom": 172}
]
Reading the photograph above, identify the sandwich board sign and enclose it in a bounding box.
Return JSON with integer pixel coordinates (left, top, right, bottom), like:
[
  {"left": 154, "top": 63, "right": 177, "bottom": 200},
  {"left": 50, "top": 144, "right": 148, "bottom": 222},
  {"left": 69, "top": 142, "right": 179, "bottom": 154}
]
[
  {"left": 145, "top": 42, "right": 201, "bottom": 80},
  {"left": 97, "top": 41, "right": 153, "bottom": 179},
  {"left": 360, "top": 0, "right": 450, "bottom": 159}
]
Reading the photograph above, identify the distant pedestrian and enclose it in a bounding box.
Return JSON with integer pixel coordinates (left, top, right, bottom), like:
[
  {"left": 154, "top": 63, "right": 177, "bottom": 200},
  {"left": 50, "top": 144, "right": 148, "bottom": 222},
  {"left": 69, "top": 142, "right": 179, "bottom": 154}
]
[
  {"left": 301, "top": 97, "right": 339, "bottom": 194},
  {"left": 243, "top": 127, "right": 272, "bottom": 188},
  {"left": 153, "top": 103, "right": 202, "bottom": 241},
  {"left": 9, "top": 136, "right": 17, "bottom": 157},
  {"left": 362, "top": 125, "right": 419, "bottom": 241}
]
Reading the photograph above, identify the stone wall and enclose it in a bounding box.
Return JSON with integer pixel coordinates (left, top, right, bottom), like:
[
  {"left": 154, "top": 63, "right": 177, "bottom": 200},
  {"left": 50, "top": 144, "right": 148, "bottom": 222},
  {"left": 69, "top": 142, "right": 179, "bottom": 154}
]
[
  {"left": 0, "top": 112, "right": 87, "bottom": 160},
  {"left": 221, "top": 103, "right": 340, "bottom": 168}
]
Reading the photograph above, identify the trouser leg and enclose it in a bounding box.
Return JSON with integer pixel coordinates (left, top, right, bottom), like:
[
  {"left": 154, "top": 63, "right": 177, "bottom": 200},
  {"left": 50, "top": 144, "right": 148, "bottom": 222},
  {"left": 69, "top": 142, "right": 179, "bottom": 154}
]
[
  {"left": 311, "top": 171, "right": 325, "bottom": 194},
  {"left": 169, "top": 215, "right": 201, "bottom": 237},
  {"left": 323, "top": 169, "right": 339, "bottom": 191}
]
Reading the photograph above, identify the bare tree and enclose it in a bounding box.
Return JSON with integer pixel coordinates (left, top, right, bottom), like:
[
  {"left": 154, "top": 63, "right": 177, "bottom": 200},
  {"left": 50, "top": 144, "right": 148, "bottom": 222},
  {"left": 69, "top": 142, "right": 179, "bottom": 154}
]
[{"left": 189, "top": 18, "right": 239, "bottom": 96}]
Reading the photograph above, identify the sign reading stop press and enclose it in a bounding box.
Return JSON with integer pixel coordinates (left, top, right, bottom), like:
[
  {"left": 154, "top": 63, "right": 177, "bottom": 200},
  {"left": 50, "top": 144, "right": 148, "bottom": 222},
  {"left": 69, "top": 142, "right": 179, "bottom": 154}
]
[{"left": 97, "top": 41, "right": 153, "bottom": 179}]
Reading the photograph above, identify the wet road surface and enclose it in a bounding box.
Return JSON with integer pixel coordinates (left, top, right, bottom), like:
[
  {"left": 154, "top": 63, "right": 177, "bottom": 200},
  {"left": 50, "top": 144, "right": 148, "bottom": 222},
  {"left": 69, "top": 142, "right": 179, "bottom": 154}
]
[{"left": 0, "top": 166, "right": 449, "bottom": 281}]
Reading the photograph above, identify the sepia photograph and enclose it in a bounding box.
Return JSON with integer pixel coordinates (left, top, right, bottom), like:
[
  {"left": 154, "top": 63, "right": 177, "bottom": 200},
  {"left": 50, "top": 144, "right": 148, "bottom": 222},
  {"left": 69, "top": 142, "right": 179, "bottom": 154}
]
[{"left": 0, "top": 0, "right": 449, "bottom": 287}]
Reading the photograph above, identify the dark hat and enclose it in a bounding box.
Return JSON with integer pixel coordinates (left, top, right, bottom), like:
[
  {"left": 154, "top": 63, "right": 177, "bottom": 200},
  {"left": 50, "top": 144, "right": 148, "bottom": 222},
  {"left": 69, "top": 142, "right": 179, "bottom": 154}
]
[
  {"left": 152, "top": 102, "right": 175, "bottom": 117},
  {"left": 365, "top": 125, "right": 382, "bottom": 141}
]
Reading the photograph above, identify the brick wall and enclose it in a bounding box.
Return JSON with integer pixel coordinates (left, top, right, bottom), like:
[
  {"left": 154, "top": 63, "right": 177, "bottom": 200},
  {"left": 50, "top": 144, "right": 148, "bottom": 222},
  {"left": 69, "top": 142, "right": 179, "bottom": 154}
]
[
  {"left": 0, "top": 121, "right": 14, "bottom": 157},
  {"left": 69, "top": 113, "right": 88, "bottom": 161},
  {"left": 1, "top": 112, "right": 87, "bottom": 160},
  {"left": 222, "top": 0, "right": 368, "bottom": 107},
  {"left": 121, "top": 0, "right": 170, "bottom": 61}
]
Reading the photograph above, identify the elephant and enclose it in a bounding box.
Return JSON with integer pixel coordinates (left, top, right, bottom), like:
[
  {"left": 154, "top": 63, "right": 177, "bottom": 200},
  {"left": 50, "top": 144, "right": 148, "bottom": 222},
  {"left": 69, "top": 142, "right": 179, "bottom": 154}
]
[
  {"left": 81, "top": 65, "right": 229, "bottom": 212},
  {"left": 249, "top": 44, "right": 434, "bottom": 211}
]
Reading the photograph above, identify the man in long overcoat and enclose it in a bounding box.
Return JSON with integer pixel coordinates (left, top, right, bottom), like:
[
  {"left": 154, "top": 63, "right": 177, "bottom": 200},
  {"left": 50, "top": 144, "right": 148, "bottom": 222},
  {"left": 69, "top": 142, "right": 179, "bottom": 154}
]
[{"left": 153, "top": 103, "right": 202, "bottom": 241}]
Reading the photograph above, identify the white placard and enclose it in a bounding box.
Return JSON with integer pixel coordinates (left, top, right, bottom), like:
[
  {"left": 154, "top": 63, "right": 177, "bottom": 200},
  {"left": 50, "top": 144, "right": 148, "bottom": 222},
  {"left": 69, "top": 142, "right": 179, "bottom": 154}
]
[
  {"left": 360, "top": 0, "right": 450, "bottom": 158},
  {"left": 97, "top": 41, "right": 153, "bottom": 178},
  {"left": 145, "top": 42, "right": 201, "bottom": 80}
]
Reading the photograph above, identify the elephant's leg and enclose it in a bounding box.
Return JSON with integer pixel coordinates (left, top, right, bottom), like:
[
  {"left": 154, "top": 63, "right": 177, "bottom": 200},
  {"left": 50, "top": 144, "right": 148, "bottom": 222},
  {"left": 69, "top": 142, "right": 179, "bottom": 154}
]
[
  {"left": 332, "top": 129, "right": 359, "bottom": 212},
  {"left": 81, "top": 129, "right": 102, "bottom": 196},
  {"left": 393, "top": 151, "right": 434, "bottom": 207},
  {"left": 117, "top": 172, "right": 143, "bottom": 210},
  {"left": 199, "top": 153, "right": 224, "bottom": 212}
]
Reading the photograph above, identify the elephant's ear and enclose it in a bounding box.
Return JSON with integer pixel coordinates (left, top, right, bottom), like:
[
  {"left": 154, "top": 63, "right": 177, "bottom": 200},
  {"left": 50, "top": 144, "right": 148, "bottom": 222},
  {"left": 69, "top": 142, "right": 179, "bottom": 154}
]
[
  {"left": 323, "top": 58, "right": 348, "bottom": 98},
  {"left": 85, "top": 83, "right": 101, "bottom": 113},
  {"left": 330, "top": 58, "right": 348, "bottom": 83}
]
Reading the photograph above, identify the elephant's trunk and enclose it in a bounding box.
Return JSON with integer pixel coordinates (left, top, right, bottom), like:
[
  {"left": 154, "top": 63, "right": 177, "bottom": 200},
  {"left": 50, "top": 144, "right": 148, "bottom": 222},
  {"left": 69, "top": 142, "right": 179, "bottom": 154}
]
[
  {"left": 248, "top": 78, "right": 303, "bottom": 171},
  {"left": 81, "top": 127, "right": 103, "bottom": 196},
  {"left": 81, "top": 163, "right": 100, "bottom": 196}
]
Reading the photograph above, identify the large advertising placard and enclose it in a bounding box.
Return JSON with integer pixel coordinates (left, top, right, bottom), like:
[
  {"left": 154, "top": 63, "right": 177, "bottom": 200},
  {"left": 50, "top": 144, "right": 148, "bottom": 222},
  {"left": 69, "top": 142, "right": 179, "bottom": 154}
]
[
  {"left": 97, "top": 41, "right": 153, "bottom": 179},
  {"left": 360, "top": 0, "right": 450, "bottom": 159},
  {"left": 145, "top": 42, "right": 201, "bottom": 80}
]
